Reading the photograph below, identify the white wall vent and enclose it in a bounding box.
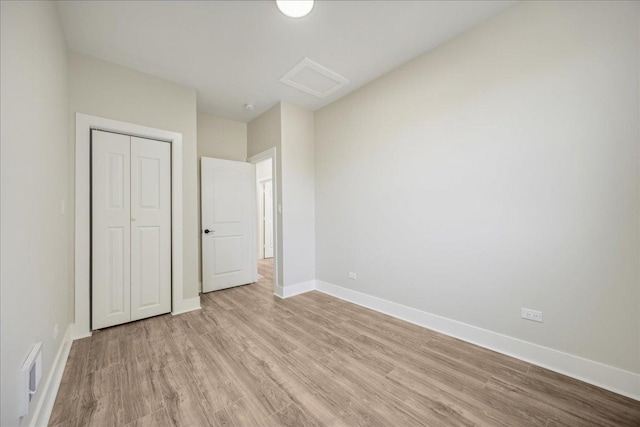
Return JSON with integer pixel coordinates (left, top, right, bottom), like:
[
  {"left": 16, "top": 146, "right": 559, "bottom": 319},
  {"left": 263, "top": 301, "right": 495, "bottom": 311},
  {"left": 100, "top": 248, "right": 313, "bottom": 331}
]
[
  {"left": 279, "top": 58, "right": 349, "bottom": 99},
  {"left": 19, "top": 342, "right": 43, "bottom": 417}
]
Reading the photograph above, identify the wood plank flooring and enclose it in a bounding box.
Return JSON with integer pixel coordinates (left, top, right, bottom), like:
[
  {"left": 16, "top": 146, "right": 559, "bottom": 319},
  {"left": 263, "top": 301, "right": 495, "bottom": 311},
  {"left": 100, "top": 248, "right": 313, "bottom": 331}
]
[{"left": 50, "top": 258, "right": 639, "bottom": 426}]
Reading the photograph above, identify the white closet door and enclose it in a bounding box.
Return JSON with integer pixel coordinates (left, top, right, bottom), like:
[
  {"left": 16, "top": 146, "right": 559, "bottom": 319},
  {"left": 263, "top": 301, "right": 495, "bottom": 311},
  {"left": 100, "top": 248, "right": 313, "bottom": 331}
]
[
  {"left": 130, "top": 136, "right": 171, "bottom": 321},
  {"left": 92, "top": 130, "right": 131, "bottom": 330}
]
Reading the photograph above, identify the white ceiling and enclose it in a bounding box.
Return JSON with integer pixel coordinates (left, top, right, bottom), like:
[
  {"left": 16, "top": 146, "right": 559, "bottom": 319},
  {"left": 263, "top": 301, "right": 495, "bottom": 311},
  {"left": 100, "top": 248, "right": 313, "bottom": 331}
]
[{"left": 57, "top": 1, "right": 514, "bottom": 123}]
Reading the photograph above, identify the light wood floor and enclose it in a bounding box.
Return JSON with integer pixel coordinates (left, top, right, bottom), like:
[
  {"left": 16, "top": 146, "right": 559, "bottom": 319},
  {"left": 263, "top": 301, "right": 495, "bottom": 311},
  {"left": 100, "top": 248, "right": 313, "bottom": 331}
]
[{"left": 50, "top": 258, "right": 639, "bottom": 426}]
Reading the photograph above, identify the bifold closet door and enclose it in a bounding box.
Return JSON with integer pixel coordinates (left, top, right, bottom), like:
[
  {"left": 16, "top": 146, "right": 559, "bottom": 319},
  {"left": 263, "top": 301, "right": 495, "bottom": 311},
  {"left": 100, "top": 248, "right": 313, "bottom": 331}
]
[
  {"left": 130, "top": 136, "right": 171, "bottom": 321},
  {"left": 92, "top": 130, "right": 132, "bottom": 329},
  {"left": 92, "top": 130, "right": 171, "bottom": 330}
]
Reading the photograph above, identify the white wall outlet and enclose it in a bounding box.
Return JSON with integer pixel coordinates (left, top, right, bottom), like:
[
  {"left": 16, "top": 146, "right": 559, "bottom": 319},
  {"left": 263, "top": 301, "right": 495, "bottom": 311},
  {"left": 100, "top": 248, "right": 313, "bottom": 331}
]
[
  {"left": 348, "top": 272, "right": 357, "bottom": 280},
  {"left": 60, "top": 200, "right": 66, "bottom": 215},
  {"left": 521, "top": 307, "right": 543, "bottom": 323},
  {"left": 53, "top": 324, "right": 59, "bottom": 340}
]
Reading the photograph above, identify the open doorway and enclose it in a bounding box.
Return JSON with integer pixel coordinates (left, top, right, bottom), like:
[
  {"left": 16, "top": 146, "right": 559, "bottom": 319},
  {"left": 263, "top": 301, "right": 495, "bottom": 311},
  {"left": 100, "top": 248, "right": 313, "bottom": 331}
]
[
  {"left": 255, "top": 157, "right": 273, "bottom": 282},
  {"left": 248, "top": 148, "right": 278, "bottom": 294},
  {"left": 256, "top": 158, "right": 273, "bottom": 260}
]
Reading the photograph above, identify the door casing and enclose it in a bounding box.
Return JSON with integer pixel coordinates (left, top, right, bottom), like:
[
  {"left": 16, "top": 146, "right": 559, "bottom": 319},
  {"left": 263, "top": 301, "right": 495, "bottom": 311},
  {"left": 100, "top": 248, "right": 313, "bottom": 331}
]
[{"left": 75, "top": 113, "right": 194, "bottom": 339}]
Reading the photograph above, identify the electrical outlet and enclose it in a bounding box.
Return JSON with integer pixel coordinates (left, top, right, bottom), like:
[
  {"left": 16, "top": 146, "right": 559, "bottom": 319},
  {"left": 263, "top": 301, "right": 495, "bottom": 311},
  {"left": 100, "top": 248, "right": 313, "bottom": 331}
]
[
  {"left": 53, "top": 324, "right": 59, "bottom": 340},
  {"left": 348, "top": 272, "right": 357, "bottom": 280},
  {"left": 521, "top": 308, "right": 543, "bottom": 323},
  {"left": 60, "top": 200, "right": 66, "bottom": 215}
]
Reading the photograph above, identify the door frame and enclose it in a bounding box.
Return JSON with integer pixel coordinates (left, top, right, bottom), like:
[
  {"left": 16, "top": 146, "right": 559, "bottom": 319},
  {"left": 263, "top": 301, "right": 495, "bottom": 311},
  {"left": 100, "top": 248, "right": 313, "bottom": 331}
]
[
  {"left": 75, "top": 113, "right": 189, "bottom": 338},
  {"left": 247, "top": 148, "right": 279, "bottom": 293}
]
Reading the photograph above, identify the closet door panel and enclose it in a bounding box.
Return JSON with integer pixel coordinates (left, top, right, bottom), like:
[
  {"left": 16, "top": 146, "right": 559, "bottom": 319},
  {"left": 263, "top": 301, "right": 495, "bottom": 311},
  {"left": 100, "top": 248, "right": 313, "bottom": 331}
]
[
  {"left": 130, "top": 136, "right": 171, "bottom": 321},
  {"left": 92, "top": 130, "right": 131, "bottom": 329}
]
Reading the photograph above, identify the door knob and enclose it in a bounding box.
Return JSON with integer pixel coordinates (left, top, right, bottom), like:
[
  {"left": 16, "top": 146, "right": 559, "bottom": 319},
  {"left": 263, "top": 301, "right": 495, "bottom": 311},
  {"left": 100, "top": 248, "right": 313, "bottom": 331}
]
[{"left": 204, "top": 229, "right": 214, "bottom": 234}]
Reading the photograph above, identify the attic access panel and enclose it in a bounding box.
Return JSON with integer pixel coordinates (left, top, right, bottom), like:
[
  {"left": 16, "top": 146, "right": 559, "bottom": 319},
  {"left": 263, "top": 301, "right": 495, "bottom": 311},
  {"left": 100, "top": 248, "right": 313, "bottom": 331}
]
[{"left": 279, "top": 57, "right": 350, "bottom": 98}]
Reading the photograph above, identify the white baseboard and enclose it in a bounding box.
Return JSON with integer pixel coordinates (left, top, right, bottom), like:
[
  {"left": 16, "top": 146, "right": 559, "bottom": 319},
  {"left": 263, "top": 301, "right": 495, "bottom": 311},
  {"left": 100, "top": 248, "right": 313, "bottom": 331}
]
[
  {"left": 274, "top": 280, "right": 316, "bottom": 299},
  {"left": 274, "top": 285, "right": 285, "bottom": 299},
  {"left": 315, "top": 280, "right": 640, "bottom": 401},
  {"left": 70, "top": 322, "right": 92, "bottom": 340},
  {"left": 71, "top": 332, "right": 92, "bottom": 340},
  {"left": 172, "top": 296, "right": 201, "bottom": 315},
  {"left": 30, "top": 323, "right": 73, "bottom": 427},
  {"left": 34, "top": 283, "right": 638, "bottom": 413}
]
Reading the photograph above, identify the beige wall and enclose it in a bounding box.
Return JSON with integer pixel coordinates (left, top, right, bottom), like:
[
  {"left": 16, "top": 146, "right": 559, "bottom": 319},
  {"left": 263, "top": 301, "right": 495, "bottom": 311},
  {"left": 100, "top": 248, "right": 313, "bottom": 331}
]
[
  {"left": 315, "top": 1, "right": 640, "bottom": 373},
  {"left": 248, "top": 104, "right": 282, "bottom": 158},
  {"left": 1, "top": 2, "right": 71, "bottom": 425},
  {"left": 198, "top": 113, "right": 247, "bottom": 161},
  {"left": 247, "top": 102, "right": 316, "bottom": 288},
  {"left": 281, "top": 102, "right": 316, "bottom": 286},
  {"left": 197, "top": 113, "right": 247, "bottom": 284},
  {"left": 68, "top": 52, "right": 200, "bottom": 300}
]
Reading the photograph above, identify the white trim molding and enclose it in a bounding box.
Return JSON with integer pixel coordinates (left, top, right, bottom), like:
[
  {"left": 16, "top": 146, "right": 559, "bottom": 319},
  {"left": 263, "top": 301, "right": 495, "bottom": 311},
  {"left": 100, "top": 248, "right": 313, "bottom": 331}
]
[
  {"left": 75, "top": 113, "right": 195, "bottom": 337},
  {"left": 274, "top": 280, "right": 316, "bottom": 299},
  {"left": 274, "top": 285, "right": 284, "bottom": 299},
  {"left": 172, "top": 296, "right": 202, "bottom": 315},
  {"left": 30, "top": 324, "right": 73, "bottom": 427},
  {"left": 314, "top": 280, "right": 640, "bottom": 401}
]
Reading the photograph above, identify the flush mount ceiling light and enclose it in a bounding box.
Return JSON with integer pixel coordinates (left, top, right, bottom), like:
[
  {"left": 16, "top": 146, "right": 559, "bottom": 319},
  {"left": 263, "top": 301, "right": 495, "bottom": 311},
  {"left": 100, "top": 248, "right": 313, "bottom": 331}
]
[{"left": 276, "top": 0, "right": 314, "bottom": 18}]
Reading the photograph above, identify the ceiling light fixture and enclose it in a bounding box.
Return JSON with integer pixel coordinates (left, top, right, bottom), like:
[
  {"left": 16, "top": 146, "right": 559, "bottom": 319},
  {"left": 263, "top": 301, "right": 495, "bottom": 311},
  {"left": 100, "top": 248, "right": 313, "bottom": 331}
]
[
  {"left": 244, "top": 104, "right": 255, "bottom": 111},
  {"left": 276, "top": 0, "right": 314, "bottom": 18}
]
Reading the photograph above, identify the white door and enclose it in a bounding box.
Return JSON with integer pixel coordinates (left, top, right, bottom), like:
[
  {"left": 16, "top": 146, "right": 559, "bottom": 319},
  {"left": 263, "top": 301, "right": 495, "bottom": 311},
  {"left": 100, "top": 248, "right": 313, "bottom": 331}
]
[
  {"left": 263, "top": 180, "right": 274, "bottom": 259},
  {"left": 92, "top": 130, "right": 131, "bottom": 329},
  {"left": 92, "top": 130, "right": 171, "bottom": 330},
  {"left": 201, "top": 157, "right": 257, "bottom": 292},
  {"left": 130, "top": 136, "right": 171, "bottom": 321}
]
